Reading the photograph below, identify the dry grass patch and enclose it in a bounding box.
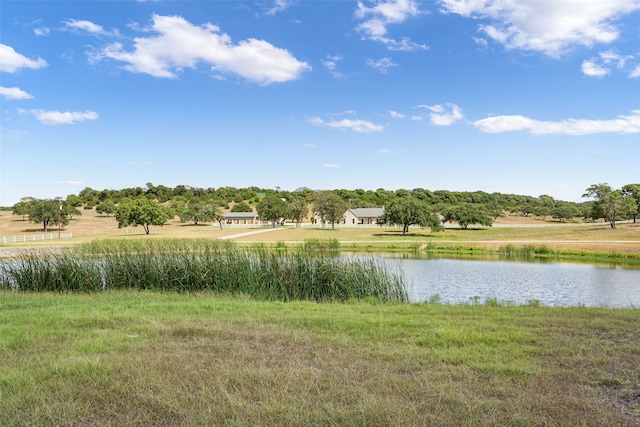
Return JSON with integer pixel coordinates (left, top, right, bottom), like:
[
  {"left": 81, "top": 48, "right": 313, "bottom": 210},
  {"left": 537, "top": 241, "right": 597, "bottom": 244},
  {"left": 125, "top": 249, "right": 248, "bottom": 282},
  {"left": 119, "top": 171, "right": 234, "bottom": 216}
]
[
  {"left": 2, "top": 209, "right": 639, "bottom": 254},
  {"left": 0, "top": 209, "right": 249, "bottom": 247}
]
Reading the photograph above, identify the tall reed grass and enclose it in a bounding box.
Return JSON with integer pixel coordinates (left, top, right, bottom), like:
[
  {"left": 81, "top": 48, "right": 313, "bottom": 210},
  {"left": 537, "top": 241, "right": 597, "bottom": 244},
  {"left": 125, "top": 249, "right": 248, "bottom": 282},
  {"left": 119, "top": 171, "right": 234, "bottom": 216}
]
[
  {"left": 302, "top": 238, "right": 340, "bottom": 254},
  {"left": 498, "top": 244, "right": 554, "bottom": 258},
  {"left": 0, "top": 239, "right": 407, "bottom": 302}
]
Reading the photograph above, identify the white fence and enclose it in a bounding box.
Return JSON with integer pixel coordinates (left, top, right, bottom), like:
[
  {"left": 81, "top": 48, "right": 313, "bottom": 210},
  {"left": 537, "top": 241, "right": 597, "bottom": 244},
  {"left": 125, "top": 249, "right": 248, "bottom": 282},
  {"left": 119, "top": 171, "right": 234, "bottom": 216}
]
[{"left": 1, "top": 233, "right": 73, "bottom": 244}]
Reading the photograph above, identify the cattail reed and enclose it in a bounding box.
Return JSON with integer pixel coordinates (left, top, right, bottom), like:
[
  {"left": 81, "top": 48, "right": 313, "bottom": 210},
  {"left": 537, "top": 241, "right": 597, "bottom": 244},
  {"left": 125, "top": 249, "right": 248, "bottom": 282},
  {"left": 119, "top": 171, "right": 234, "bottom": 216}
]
[{"left": 0, "top": 239, "right": 407, "bottom": 302}]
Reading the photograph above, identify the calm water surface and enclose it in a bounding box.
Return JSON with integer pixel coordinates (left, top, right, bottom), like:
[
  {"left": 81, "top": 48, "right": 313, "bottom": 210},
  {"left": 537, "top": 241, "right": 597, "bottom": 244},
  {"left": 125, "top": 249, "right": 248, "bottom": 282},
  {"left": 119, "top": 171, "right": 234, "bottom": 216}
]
[{"left": 386, "top": 257, "right": 640, "bottom": 307}]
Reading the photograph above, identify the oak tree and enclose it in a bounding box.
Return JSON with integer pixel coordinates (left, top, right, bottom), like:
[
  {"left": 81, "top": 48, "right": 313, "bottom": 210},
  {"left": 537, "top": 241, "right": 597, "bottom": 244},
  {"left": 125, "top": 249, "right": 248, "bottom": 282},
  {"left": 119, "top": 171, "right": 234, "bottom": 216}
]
[
  {"left": 622, "top": 184, "right": 640, "bottom": 223},
  {"left": 115, "top": 198, "right": 172, "bottom": 234},
  {"left": 583, "top": 183, "right": 638, "bottom": 229},
  {"left": 381, "top": 197, "right": 442, "bottom": 235},
  {"left": 179, "top": 201, "right": 222, "bottom": 226},
  {"left": 257, "top": 193, "right": 288, "bottom": 227},
  {"left": 310, "top": 191, "right": 348, "bottom": 230},
  {"left": 27, "top": 199, "right": 70, "bottom": 232},
  {"left": 443, "top": 203, "right": 493, "bottom": 229}
]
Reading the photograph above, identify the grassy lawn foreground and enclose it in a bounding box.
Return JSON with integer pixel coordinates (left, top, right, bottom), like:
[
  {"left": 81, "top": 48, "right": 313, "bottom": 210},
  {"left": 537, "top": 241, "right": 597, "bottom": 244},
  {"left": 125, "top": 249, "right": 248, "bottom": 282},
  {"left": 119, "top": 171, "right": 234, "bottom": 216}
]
[{"left": 1, "top": 291, "right": 639, "bottom": 426}]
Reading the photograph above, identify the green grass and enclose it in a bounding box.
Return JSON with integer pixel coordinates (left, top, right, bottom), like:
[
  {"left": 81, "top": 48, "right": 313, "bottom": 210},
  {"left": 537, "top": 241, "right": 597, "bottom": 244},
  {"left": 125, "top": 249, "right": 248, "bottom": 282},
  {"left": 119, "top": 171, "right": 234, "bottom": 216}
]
[
  {"left": 1, "top": 291, "right": 638, "bottom": 426},
  {"left": 420, "top": 242, "right": 640, "bottom": 265},
  {"left": 0, "top": 239, "right": 407, "bottom": 302}
]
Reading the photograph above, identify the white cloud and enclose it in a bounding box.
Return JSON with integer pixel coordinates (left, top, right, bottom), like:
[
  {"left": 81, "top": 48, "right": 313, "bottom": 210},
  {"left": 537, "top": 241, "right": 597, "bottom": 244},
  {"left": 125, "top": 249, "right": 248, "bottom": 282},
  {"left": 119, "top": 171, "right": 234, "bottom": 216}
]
[
  {"left": 581, "top": 59, "right": 609, "bottom": 77},
  {"left": 93, "top": 14, "right": 310, "bottom": 84},
  {"left": 63, "top": 19, "right": 116, "bottom": 36},
  {"left": 264, "top": 0, "right": 294, "bottom": 16},
  {"left": 0, "top": 44, "right": 48, "bottom": 73},
  {"left": 355, "top": 0, "right": 428, "bottom": 51},
  {"left": 600, "top": 50, "right": 633, "bottom": 65},
  {"left": 322, "top": 54, "right": 344, "bottom": 78},
  {"left": 473, "top": 37, "right": 489, "bottom": 49},
  {"left": 473, "top": 110, "right": 640, "bottom": 135},
  {"left": 388, "top": 110, "right": 405, "bottom": 118},
  {"left": 439, "top": 0, "right": 640, "bottom": 57},
  {"left": 631, "top": 65, "right": 640, "bottom": 78},
  {"left": 323, "top": 163, "right": 339, "bottom": 168},
  {"left": 34, "top": 27, "right": 50, "bottom": 36},
  {"left": 581, "top": 50, "right": 636, "bottom": 77},
  {"left": 54, "top": 180, "right": 83, "bottom": 186},
  {"left": 322, "top": 55, "right": 341, "bottom": 70},
  {"left": 20, "top": 109, "right": 99, "bottom": 125},
  {"left": 379, "top": 37, "right": 429, "bottom": 52},
  {"left": 309, "top": 117, "right": 384, "bottom": 133},
  {"left": 416, "top": 103, "right": 464, "bottom": 125},
  {"left": 0, "top": 86, "right": 33, "bottom": 100},
  {"left": 366, "top": 57, "right": 398, "bottom": 73},
  {"left": 303, "top": 143, "right": 316, "bottom": 148},
  {"left": 377, "top": 148, "right": 393, "bottom": 153},
  {"left": 356, "top": 0, "right": 420, "bottom": 36}
]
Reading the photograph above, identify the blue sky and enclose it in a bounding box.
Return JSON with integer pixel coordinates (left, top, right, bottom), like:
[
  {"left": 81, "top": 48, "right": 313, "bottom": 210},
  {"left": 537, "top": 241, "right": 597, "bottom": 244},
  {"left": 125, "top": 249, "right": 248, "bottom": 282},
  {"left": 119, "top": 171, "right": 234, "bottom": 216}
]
[{"left": 1, "top": 0, "right": 639, "bottom": 207}]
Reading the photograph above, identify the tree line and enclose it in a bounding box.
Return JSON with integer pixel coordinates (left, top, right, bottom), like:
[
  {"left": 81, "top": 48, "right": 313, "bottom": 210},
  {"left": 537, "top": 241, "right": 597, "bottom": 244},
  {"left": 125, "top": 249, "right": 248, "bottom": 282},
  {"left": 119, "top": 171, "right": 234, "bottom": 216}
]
[{"left": 10, "top": 183, "right": 639, "bottom": 234}]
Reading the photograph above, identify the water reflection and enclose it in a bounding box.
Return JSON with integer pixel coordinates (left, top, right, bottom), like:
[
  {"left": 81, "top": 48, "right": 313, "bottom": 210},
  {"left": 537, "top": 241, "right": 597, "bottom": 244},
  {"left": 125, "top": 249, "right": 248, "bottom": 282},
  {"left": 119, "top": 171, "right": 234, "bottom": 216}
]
[{"left": 383, "top": 257, "right": 640, "bottom": 307}]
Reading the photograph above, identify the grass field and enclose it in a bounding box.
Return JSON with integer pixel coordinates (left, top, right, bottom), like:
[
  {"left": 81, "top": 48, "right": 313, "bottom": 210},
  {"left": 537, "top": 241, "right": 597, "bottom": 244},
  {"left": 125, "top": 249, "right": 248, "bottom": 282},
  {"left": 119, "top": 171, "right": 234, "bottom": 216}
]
[
  {"left": 2, "top": 209, "right": 640, "bottom": 254},
  {"left": 1, "top": 291, "right": 639, "bottom": 426}
]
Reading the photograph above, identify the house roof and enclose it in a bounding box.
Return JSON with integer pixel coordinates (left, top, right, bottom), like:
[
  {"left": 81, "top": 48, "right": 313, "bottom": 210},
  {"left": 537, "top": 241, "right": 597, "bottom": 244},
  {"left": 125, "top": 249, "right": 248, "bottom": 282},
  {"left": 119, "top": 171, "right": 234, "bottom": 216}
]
[
  {"left": 349, "top": 208, "right": 384, "bottom": 218},
  {"left": 224, "top": 212, "right": 258, "bottom": 219}
]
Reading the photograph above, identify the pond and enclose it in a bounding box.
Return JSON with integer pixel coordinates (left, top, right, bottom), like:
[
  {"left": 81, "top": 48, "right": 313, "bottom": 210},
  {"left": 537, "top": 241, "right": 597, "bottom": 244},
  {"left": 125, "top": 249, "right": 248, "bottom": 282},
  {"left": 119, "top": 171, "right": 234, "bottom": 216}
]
[{"left": 389, "top": 257, "right": 640, "bottom": 307}]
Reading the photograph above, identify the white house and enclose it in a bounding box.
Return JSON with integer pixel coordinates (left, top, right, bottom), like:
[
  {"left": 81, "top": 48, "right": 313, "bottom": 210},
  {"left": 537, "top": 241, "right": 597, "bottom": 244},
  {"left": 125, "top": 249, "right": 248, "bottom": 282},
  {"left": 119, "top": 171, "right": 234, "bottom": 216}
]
[
  {"left": 343, "top": 208, "right": 384, "bottom": 225},
  {"left": 224, "top": 211, "right": 259, "bottom": 224}
]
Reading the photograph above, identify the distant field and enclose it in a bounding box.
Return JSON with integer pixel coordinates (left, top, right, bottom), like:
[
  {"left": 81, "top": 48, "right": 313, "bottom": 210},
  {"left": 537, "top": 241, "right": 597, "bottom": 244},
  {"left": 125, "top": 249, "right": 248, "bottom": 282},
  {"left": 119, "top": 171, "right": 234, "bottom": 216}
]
[{"left": 1, "top": 209, "right": 639, "bottom": 253}]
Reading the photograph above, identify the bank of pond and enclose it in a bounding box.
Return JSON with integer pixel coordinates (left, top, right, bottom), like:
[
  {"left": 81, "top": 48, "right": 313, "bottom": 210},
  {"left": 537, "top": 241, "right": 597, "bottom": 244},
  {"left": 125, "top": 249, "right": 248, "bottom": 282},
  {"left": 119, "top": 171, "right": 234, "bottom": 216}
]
[{"left": 1, "top": 238, "right": 639, "bottom": 308}]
